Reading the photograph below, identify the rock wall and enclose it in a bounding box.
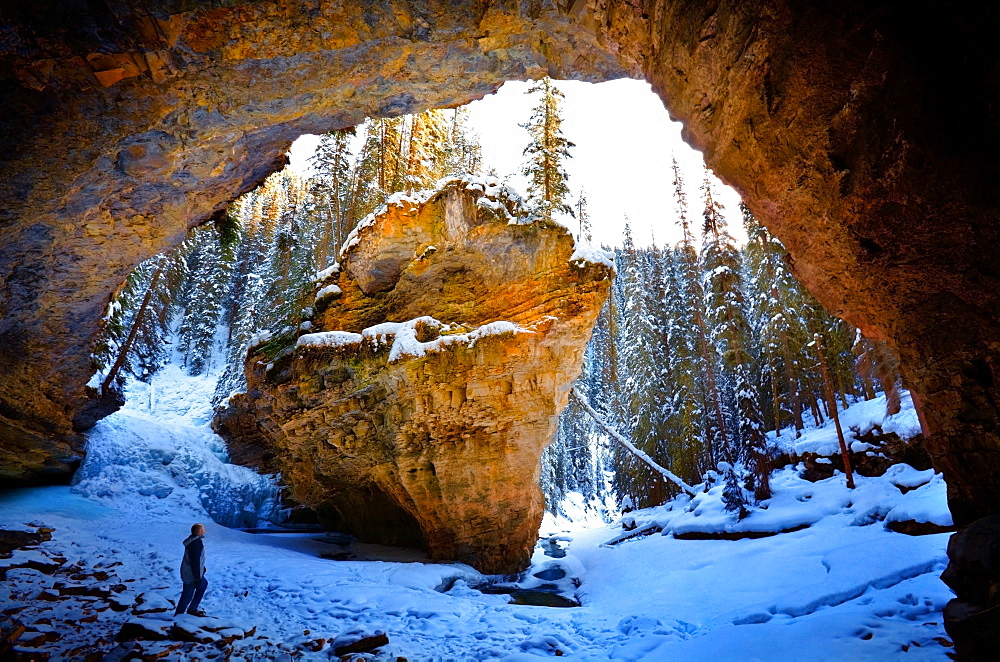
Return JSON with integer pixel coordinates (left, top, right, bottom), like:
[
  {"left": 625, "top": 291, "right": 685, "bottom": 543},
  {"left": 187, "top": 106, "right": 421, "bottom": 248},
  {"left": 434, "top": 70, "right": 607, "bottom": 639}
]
[{"left": 214, "top": 179, "right": 612, "bottom": 573}]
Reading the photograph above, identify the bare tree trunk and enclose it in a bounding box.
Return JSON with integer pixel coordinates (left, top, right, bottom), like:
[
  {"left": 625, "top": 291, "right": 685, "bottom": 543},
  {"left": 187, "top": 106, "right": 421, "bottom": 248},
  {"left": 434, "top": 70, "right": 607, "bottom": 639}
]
[
  {"left": 779, "top": 326, "right": 804, "bottom": 433},
  {"left": 101, "top": 262, "right": 163, "bottom": 395},
  {"left": 570, "top": 387, "right": 697, "bottom": 496},
  {"left": 813, "top": 333, "right": 855, "bottom": 489}
]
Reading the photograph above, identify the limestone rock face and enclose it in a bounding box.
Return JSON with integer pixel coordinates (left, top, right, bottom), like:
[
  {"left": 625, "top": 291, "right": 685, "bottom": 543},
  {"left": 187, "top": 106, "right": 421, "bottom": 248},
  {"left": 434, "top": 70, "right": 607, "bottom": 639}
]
[{"left": 214, "top": 180, "right": 612, "bottom": 573}]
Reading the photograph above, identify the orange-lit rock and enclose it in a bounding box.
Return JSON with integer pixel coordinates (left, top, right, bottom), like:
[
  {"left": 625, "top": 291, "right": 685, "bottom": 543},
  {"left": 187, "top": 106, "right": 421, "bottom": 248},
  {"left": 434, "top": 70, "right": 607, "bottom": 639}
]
[{"left": 214, "top": 179, "right": 612, "bottom": 573}]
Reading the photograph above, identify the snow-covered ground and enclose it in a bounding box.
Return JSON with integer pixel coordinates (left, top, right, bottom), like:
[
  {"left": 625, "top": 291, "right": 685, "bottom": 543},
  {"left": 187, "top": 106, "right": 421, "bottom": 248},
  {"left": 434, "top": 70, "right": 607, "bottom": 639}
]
[
  {"left": 1, "top": 358, "right": 955, "bottom": 659},
  {"left": 770, "top": 390, "right": 924, "bottom": 457}
]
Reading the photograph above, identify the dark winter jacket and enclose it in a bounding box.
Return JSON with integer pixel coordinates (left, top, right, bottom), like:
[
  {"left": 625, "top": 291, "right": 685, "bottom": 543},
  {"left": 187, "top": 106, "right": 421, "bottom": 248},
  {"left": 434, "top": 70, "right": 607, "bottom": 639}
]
[{"left": 180, "top": 534, "right": 206, "bottom": 585}]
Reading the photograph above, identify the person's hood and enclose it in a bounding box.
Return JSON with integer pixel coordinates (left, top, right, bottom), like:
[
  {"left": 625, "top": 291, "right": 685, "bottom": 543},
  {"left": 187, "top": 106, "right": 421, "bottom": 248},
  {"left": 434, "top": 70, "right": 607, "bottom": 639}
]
[{"left": 183, "top": 534, "right": 204, "bottom": 547}]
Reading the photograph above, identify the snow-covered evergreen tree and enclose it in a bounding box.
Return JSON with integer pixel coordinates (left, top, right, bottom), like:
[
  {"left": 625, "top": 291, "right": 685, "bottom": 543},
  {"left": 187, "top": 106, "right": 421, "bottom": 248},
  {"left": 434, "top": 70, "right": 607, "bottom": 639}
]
[
  {"left": 521, "top": 77, "right": 575, "bottom": 222},
  {"left": 178, "top": 224, "right": 235, "bottom": 375},
  {"left": 444, "top": 107, "right": 483, "bottom": 176},
  {"left": 309, "top": 128, "right": 355, "bottom": 264},
  {"left": 700, "top": 176, "right": 770, "bottom": 504}
]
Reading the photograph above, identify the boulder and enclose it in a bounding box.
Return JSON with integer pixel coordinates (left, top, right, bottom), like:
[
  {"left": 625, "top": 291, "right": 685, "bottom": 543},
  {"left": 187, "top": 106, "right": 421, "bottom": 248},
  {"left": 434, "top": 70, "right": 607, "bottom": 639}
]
[
  {"left": 0, "top": 615, "right": 26, "bottom": 655},
  {"left": 215, "top": 179, "right": 612, "bottom": 573},
  {"left": 115, "top": 619, "right": 169, "bottom": 643},
  {"left": 332, "top": 630, "right": 390, "bottom": 657},
  {"left": 941, "top": 515, "right": 1000, "bottom": 658}
]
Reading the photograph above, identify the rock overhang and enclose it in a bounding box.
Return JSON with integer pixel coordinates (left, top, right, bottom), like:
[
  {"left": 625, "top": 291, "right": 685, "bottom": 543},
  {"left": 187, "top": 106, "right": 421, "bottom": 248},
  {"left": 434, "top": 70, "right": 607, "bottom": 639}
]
[{"left": 214, "top": 177, "right": 613, "bottom": 573}]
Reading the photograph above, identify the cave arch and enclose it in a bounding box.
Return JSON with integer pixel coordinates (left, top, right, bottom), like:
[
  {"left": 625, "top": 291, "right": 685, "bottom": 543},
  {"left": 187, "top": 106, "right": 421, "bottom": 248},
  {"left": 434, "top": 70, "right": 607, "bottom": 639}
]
[{"left": 3, "top": 0, "right": 1000, "bottom": 590}]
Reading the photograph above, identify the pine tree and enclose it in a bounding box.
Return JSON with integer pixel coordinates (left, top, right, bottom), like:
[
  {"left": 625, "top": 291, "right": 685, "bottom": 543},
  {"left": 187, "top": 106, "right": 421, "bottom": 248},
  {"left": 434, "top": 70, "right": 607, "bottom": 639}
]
[
  {"left": 663, "top": 247, "right": 705, "bottom": 484},
  {"left": 576, "top": 191, "right": 592, "bottom": 242},
  {"left": 178, "top": 224, "right": 236, "bottom": 375},
  {"left": 444, "top": 107, "right": 483, "bottom": 176},
  {"left": 700, "top": 176, "right": 770, "bottom": 503},
  {"left": 743, "top": 203, "right": 811, "bottom": 436},
  {"left": 611, "top": 222, "right": 673, "bottom": 506},
  {"left": 521, "top": 77, "right": 575, "bottom": 221},
  {"left": 309, "top": 128, "right": 355, "bottom": 263},
  {"left": 96, "top": 228, "right": 192, "bottom": 389},
  {"left": 404, "top": 109, "right": 450, "bottom": 190},
  {"left": 672, "top": 159, "right": 728, "bottom": 471}
]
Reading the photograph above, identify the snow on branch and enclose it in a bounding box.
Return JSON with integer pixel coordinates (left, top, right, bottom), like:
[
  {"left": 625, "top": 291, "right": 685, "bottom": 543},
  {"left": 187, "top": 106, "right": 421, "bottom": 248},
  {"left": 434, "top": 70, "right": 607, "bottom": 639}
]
[{"left": 570, "top": 387, "right": 697, "bottom": 497}]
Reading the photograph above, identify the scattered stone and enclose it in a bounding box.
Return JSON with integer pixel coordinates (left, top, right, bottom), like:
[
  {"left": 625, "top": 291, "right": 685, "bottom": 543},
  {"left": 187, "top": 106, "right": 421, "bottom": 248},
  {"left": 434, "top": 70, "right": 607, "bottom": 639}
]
[
  {"left": 17, "top": 631, "right": 50, "bottom": 647},
  {"left": 0, "top": 530, "right": 47, "bottom": 558},
  {"left": 332, "top": 629, "right": 389, "bottom": 656},
  {"left": 885, "top": 519, "right": 956, "bottom": 536},
  {"left": 19, "top": 560, "right": 62, "bottom": 575},
  {"left": 167, "top": 623, "right": 217, "bottom": 645},
  {"left": 99, "top": 641, "right": 139, "bottom": 662},
  {"left": 132, "top": 592, "right": 172, "bottom": 615},
  {"left": 108, "top": 592, "right": 134, "bottom": 613},
  {"left": 56, "top": 583, "right": 112, "bottom": 598},
  {"left": 1, "top": 615, "right": 26, "bottom": 655},
  {"left": 115, "top": 619, "right": 169, "bottom": 643}
]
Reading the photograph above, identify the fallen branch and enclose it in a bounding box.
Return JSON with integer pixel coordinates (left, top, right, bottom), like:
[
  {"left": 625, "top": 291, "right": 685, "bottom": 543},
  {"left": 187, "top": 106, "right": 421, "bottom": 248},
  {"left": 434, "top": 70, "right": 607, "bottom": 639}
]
[
  {"left": 570, "top": 387, "right": 697, "bottom": 496},
  {"left": 602, "top": 523, "right": 663, "bottom": 547}
]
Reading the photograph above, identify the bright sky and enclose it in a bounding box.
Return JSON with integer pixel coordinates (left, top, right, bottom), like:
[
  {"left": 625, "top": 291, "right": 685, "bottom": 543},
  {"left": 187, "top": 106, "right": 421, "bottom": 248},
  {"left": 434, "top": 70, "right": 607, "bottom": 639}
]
[{"left": 289, "top": 79, "right": 746, "bottom": 248}]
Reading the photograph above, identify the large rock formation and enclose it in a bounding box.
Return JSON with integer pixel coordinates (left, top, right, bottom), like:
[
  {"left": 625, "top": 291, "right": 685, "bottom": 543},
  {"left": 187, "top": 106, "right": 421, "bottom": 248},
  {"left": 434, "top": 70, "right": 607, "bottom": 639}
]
[{"left": 215, "top": 179, "right": 612, "bottom": 573}]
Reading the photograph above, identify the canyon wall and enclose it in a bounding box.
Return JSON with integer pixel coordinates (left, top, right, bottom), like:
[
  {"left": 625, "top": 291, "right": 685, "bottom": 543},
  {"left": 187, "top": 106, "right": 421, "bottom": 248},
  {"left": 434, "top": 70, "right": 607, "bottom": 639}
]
[
  {"left": 3, "top": 0, "right": 1000, "bottom": 647},
  {"left": 214, "top": 179, "right": 613, "bottom": 573}
]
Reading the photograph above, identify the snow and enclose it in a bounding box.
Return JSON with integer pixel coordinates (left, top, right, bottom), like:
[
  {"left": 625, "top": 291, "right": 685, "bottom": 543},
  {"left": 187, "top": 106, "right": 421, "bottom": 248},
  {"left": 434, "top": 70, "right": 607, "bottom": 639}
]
[
  {"left": 246, "top": 330, "right": 272, "bottom": 349},
  {"left": 772, "top": 390, "right": 923, "bottom": 457},
  {"left": 296, "top": 330, "right": 363, "bottom": 349},
  {"left": 370, "top": 318, "right": 527, "bottom": 363},
  {"left": 615, "top": 463, "right": 951, "bottom": 539},
  {"left": 2, "top": 353, "right": 954, "bottom": 659},
  {"left": 570, "top": 240, "right": 616, "bottom": 272},
  {"left": 314, "top": 283, "right": 342, "bottom": 302},
  {"left": 296, "top": 317, "right": 530, "bottom": 364},
  {"left": 71, "top": 363, "right": 281, "bottom": 528},
  {"left": 314, "top": 263, "right": 340, "bottom": 281}
]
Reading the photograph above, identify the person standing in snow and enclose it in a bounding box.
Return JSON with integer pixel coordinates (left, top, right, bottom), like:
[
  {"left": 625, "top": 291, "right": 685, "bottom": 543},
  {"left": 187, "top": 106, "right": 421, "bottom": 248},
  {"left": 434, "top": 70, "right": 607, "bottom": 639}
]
[{"left": 175, "top": 523, "right": 208, "bottom": 616}]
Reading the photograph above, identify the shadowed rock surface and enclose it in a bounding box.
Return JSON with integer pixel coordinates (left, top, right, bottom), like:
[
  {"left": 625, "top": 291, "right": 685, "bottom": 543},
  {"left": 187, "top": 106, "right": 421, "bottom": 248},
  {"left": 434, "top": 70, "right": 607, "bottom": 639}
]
[{"left": 214, "top": 179, "right": 612, "bottom": 573}]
